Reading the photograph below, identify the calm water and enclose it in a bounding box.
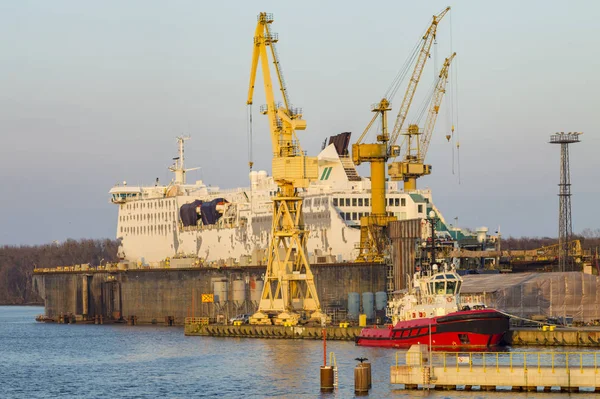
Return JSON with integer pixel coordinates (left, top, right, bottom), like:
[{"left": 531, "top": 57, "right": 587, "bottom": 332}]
[{"left": 0, "top": 306, "right": 595, "bottom": 398}]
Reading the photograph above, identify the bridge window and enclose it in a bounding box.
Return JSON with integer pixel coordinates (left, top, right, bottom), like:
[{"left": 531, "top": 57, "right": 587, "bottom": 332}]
[
  {"left": 352, "top": 212, "right": 357, "bottom": 220},
  {"left": 401, "top": 198, "right": 406, "bottom": 207},
  {"left": 365, "top": 198, "right": 369, "bottom": 207},
  {"left": 395, "top": 198, "right": 399, "bottom": 206},
  {"left": 418, "top": 205, "right": 423, "bottom": 213},
  {"left": 352, "top": 198, "right": 357, "bottom": 206},
  {"left": 345, "top": 198, "right": 350, "bottom": 207},
  {"left": 358, "top": 198, "right": 363, "bottom": 206},
  {"left": 446, "top": 281, "right": 457, "bottom": 295},
  {"left": 333, "top": 198, "right": 338, "bottom": 206}
]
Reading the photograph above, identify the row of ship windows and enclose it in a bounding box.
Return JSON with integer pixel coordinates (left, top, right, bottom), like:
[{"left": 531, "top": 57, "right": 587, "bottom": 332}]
[
  {"left": 304, "top": 197, "right": 327, "bottom": 207},
  {"left": 341, "top": 204, "right": 424, "bottom": 221},
  {"left": 341, "top": 212, "right": 369, "bottom": 221},
  {"left": 121, "top": 224, "right": 172, "bottom": 235},
  {"left": 120, "top": 212, "right": 176, "bottom": 222},
  {"left": 333, "top": 197, "right": 407, "bottom": 207},
  {"left": 125, "top": 199, "right": 176, "bottom": 211}
]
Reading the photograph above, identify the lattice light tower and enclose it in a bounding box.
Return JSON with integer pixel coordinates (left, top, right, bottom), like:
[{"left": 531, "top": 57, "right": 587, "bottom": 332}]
[{"left": 549, "top": 132, "right": 582, "bottom": 272}]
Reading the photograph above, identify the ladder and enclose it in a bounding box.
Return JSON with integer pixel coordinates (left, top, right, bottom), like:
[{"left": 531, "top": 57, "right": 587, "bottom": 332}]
[{"left": 329, "top": 352, "right": 339, "bottom": 389}]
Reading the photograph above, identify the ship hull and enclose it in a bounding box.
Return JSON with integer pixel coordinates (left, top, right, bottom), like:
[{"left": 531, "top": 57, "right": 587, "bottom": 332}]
[{"left": 356, "top": 309, "right": 509, "bottom": 349}]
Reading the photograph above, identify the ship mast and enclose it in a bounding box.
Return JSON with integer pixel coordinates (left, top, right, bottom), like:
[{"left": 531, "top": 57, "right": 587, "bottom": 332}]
[{"left": 169, "top": 136, "right": 200, "bottom": 185}]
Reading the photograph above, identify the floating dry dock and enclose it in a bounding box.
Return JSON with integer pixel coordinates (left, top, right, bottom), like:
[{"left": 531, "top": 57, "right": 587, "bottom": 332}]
[{"left": 391, "top": 344, "right": 600, "bottom": 392}]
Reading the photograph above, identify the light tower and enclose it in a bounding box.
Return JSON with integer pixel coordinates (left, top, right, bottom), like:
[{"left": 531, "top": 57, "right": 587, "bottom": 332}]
[{"left": 549, "top": 132, "right": 582, "bottom": 272}]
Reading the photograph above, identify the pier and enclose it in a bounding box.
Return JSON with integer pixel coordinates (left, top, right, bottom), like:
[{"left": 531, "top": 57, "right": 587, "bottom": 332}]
[{"left": 391, "top": 344, "right": 600, "bottom": 392}]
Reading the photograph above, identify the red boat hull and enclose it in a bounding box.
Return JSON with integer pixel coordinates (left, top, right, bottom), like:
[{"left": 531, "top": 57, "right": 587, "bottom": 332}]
[{"left": 356, "top": 309, "right": 509, "bottom": 349}]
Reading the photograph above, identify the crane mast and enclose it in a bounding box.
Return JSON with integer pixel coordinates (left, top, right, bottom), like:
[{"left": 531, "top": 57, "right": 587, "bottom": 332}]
[
  {"left": 246, "top": 13, "right": 325, "bottom": 325},
  {"left": 351, "top": 7, "right": 449, "bottom": 262},
  {"left": 388, "top": 52, "right": 456, "bottom": 190}
]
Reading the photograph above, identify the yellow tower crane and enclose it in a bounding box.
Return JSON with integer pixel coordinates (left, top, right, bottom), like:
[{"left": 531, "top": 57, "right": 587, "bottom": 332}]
[
  {"left": 388, "top": 52, "right": 456, "bottom": 189},
  {"left": 246, "top": 13, "right": 326, "bottom": 326},
  {"left": 352, "top": 7, "right": 450, "bottom": 262}
]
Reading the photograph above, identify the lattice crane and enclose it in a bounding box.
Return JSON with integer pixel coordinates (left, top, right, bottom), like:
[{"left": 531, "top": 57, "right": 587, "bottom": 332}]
[
  {"left": 388, "top": 52, "right": 456, "bottom": 190},
  {"left": 352, "top": 7, "right": 450, "bottom": 262},
  {"left": 246, "top": 13, "right": 326, "bottom": 325}
]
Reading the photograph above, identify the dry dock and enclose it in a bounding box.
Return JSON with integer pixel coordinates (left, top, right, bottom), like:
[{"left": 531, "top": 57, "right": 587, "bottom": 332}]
[
  {"left": 32, "top": 262, "right": 387, "bottom": 325},
  {"left": 391, "top": 345, "right": 600, "bottom": 392}
]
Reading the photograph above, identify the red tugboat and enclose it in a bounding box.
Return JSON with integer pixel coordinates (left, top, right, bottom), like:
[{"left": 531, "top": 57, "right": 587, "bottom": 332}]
[{"left": 356, "top": 265, "right": 509, "bottom": 349}]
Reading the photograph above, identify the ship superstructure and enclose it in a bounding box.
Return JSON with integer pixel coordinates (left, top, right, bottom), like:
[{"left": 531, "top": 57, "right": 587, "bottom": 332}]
[{"left": 109, "top": 135, "right": 448, "bottom": 267}]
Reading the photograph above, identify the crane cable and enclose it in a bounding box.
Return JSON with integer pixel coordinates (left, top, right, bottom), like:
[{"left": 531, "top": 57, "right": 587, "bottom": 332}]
[
  {"left": 413, "top": 79, "right": 438, "bottom": 127},
  {"left": 383, "top": 24, "right": 428, "bottom": 102},
  {"left": 360, "top": 24, "right": 428, "bottom": 143},
  {"left": 247, "top": 104, "right": 254, "bottom": 171},
  {"left": 447, "top": 10, "right": 455, "bottom": 175},
  {"left": 449, "top": 10, "right": 461, "bottom": 185},
  {"left": 247, "top": 103, "right": 253, "bottom": 212}
]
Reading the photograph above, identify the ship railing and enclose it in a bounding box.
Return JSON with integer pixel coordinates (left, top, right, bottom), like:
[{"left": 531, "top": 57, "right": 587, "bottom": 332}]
[
  {"left": 214, "top": 186, "right": 252, "bottom": 195},
  {"left": 396, "top": 350, "right": 600, "bottom": 374},
  {"left": 179, "top": 221, "right": 238, "bottom": 232}
]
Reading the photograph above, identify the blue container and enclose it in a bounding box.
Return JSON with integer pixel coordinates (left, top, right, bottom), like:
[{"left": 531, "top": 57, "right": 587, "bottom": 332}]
[
  {"left": 375, "top": 291, "right": 387, "bottom": 311},
  {"left": 348, "top": 292, "right": 360, "bottom": 319},
  {"left": 362, "top": 292, "right": 374, "bottom": 320}
]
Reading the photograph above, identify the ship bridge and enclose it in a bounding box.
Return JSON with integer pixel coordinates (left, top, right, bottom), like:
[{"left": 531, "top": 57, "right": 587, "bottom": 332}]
[
  {"left": 109, "top": 185, "right": 142, "bottom": 204},
  {"left": 423, "top": 270, "right": 462, "bottom": 296}
]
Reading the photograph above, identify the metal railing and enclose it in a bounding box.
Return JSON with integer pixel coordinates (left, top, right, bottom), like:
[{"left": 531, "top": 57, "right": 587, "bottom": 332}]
[{"left": 395, "top": 350, "right": 600, "bottom": 374}]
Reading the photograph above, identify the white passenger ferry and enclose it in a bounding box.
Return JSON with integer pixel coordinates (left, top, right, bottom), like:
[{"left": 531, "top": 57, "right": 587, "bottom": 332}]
[{"left": 109, "top": 134, "right": 452, "bottom": 267}]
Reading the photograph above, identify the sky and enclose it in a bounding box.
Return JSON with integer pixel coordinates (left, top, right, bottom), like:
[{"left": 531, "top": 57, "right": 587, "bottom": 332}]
[{"left": 0, "top": 1, "right": 598, "bottom": 245}]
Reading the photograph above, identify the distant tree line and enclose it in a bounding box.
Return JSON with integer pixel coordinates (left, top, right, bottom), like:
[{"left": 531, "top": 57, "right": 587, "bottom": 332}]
[
  {"left": 0, "top": 239, "right": 119, "bottom": 305},
  {"left": 502, "top": 229, "right": 600, "bottom": 251},
  {"left": 2, "top": 230, "right": 599, "bottom": 306}
]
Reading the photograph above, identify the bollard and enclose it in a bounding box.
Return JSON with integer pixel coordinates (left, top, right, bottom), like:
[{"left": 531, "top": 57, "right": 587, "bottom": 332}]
[
  {"left": 359, "top": 314, "right": 367, "bottom": 327},
  {"left": 354, "top": 364, "right": 369, "bottom": 394},
  {"left": 362, "top": 362, "right": 372, "bottom": 388},
  {"left": 320, "top": 366, "right": 334, "bottom": 392}
]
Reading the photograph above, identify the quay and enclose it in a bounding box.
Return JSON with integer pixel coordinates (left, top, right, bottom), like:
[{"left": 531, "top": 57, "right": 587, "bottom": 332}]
[
  {"left": 184, "top": 317, "right": 361, "bottom": 340},
  {"left": 391, "top": 344, "right": 600, "bottom": 392},
  {"left": 509, "top": 327, "right": 600, "bottom": 347}
]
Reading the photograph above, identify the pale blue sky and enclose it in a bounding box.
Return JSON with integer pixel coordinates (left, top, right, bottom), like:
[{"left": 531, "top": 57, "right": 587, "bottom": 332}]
[{"left": 0, "top": 1, "right": 598, "bottom": 245}]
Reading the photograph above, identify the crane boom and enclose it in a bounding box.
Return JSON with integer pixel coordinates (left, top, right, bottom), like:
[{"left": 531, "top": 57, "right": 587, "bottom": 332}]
[
  {"left": 388, "top": 53, "right": 456, "bottom": 190},
  {"left": 388, "top": 6, "right": 450, "bottom": 152},
  {"left": 246, "top": 13, "right": 325, "bottom": 326}
]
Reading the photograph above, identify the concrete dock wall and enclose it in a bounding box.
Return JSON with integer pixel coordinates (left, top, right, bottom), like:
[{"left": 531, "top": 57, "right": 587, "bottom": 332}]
[{"left": 33, "top": 262, "right": 387, "bottom": 325}]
